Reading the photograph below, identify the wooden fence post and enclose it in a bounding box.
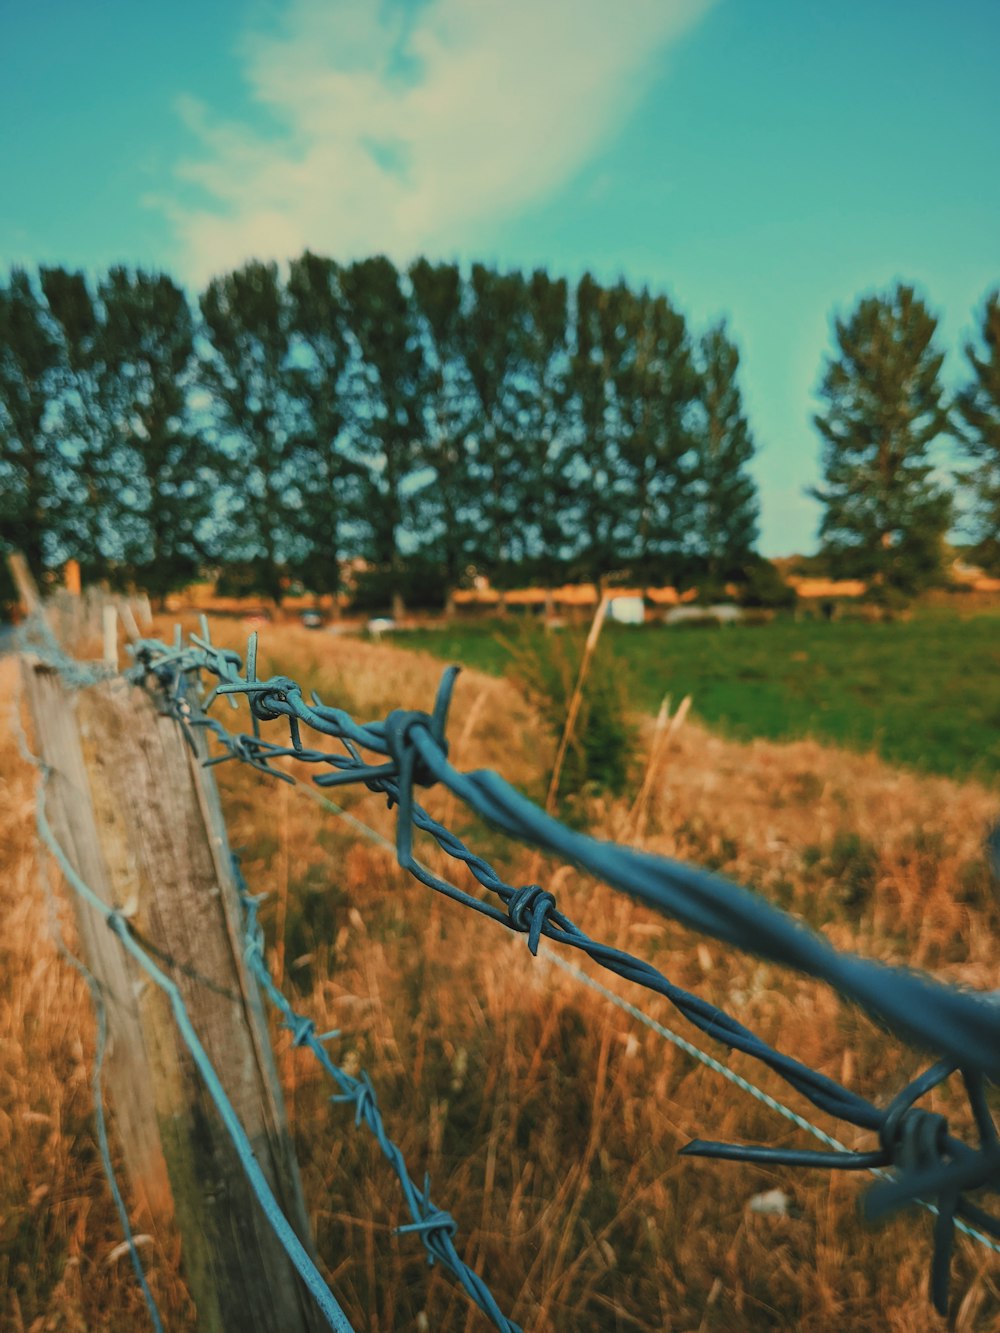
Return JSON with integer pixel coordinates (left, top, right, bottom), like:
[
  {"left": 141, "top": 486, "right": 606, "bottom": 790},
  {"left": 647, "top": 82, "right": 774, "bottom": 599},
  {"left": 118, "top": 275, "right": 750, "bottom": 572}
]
[{"left": 20, "top": 659, "right": 327, "bottom": 1333}]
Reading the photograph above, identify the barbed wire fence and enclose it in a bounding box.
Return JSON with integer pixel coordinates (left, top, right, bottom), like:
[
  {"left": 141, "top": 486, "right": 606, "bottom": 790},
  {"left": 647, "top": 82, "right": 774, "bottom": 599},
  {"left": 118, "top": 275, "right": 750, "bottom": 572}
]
[{"left": 11, "top": 606, "right": 1000, "bottom": 1328}]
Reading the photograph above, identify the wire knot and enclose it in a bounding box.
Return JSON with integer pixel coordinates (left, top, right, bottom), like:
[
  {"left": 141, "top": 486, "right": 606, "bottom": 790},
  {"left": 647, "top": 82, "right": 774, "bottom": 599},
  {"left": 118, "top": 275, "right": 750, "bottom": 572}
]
[
  {"left": 383, "top": 709, "right": 442, "bottom": 790},
  {"left": 507, "top": 884, "right": 556, "bottom": 955},
  {"left": 398, "top": 1173, "right": 459, "bottom": 1266},
  {"left": 398, "top": 1205, "right": 459, "bottom": 1250},
  {"left": 332, "top": 1072, "right": 378, "bottom": 1129},
  {"left": 287, "top": 1015, "right": 315, "bottom": 1048},
  {"left": 250, "top": 677, "right": 298, "bottom": 722},
  {"left": 879, "top": 1103, "right": 949, "bottom": 1176}
]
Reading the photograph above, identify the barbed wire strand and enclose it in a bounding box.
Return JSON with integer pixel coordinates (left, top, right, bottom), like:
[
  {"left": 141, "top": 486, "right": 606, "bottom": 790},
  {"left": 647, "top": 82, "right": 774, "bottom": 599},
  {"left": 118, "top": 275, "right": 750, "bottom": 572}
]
[
  {"left": 538, "top": 948, "right": 1000, "bottom": 1259},
  {"left": 229, "top": 859, "right": 521, "bottom": 1333},
  {"left": 13, "top": 627, "right": 519, "bottom": 1333},
  {"left": 8, "top": 686, "right": 166, "bottom": 1333},
  {"left": 18, "top": 619, "right": 1000, "bottom": 1316},
  {"left": 120, "top": 625, "right": 1000, "bottom": 1316},
  {"left": 245, "top": 757, "right": 1000, "bottom": 1264},
  {"left": 15, "top": 721, "right": 355, "bottom": 1333},
  {"left": 138, "top": 627, "right": 1000, "bottom": 1082}
]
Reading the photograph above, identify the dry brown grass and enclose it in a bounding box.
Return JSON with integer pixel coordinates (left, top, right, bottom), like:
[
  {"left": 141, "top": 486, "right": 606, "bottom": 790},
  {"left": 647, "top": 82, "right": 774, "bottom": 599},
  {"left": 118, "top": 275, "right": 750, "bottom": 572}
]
[{"left": 2, "top": 625, "right": 1000, "bottom": 1331}]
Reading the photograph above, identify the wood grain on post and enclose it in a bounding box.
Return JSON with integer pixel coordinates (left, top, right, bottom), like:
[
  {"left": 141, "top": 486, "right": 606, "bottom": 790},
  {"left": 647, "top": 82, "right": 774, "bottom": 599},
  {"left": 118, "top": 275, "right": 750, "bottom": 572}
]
[{"left": 21, "top": 660, "right": 326, "bottom": 1333}]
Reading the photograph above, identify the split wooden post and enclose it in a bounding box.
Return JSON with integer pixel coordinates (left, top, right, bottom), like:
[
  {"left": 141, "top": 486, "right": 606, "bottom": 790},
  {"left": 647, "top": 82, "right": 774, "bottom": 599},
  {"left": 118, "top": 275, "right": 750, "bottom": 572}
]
[{"left": 20, "top": 658, "right": 327, "bottom": 1333}]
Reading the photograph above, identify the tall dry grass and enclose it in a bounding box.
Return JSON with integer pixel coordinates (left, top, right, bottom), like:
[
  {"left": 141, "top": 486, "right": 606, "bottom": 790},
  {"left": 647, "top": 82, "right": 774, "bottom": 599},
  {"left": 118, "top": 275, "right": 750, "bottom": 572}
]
[{"left": 2, "top": 625, "right": 999, "bottom": 1331}]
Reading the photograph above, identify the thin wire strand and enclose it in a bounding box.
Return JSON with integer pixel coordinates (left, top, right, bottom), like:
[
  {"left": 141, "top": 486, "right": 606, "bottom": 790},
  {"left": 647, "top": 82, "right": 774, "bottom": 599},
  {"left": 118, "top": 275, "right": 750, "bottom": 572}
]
[
  {"left": 278, "top": 766, "right": 1000, "bottom": 1263},
  {"left": 19, "top": 726, "right": 355, "bottom": 1333},
  {"left": 538, "top": 949, "right": 1000, "bottom": 1258}
]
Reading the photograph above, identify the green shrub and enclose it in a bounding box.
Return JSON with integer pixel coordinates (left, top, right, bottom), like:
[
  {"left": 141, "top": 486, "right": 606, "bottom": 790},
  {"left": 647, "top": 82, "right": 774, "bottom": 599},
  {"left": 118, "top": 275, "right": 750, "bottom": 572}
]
[{"left": 504, "top": 624, "right": 635, "bottom": 801}]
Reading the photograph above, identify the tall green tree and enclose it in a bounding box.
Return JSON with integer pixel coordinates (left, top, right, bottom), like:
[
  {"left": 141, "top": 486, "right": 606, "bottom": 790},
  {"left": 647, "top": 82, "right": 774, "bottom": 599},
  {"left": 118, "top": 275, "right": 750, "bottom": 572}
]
[
  {"left": 339, "top": 256, "right": 432, "bottom": 609},
  {"left": 811, "top": 284, "right": 952, "bottom": 597},
  {"left": 517, "top": 269, "right": 571, "bottom": 571},
  {"left": 408, "top": 258, "right": 480, "bottom": 597},
  {"left": 286, "top": 251, "right": 356, "bottom": 596},
  {"left": 97, "top": 267, "right": 215, "bottom": 600},
  {"left": 954, "top": 291, "right": 1000, "bottom": 572},
  {"left": 0, "top": 268, "right": 65, "bottom": 585},
  {"left": 611, "top": 287, "right": 700, "bottom": 581},
  {"left": 199, "top": 261, "right": 300, "bottom": 602},
  {"left": 459, "top": 263, "right": 539, "bottom": 573},
  {"left": 692, "top": 322, "right": 759, "bottom": 579},
  {"left": 566, "top": 274, "right": 623, "bottom": 582},
  {"left": 39, "top": 266, "right": 124, "bottom": 574}
]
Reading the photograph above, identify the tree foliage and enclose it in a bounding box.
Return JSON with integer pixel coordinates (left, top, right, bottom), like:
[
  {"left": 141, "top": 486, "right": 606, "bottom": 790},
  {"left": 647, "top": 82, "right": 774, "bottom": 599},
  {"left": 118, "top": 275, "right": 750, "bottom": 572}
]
[
  {"left": 692, "top": 322, "right": 759, "bottom": 578},
  {"left": 0, "top": 268, "right": 64, "bottom": 581},
  {"left": 954, "top": 291, "right": 1000, "bottom": 572},
  {"left": 199, "top": 261, "right": 300, "bottom": 602},
  {"left": 811, "top": 284, "right": 952, "bottom": 597},
  {"left": 0, "top": 249, "right": 778, "bottom": 608}
]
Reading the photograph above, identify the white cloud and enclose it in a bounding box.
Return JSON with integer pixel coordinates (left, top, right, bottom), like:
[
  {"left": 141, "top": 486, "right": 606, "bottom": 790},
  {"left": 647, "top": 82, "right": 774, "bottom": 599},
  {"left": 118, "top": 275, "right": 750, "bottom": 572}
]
[{"left": 162, "top": 0, "right": 713, "bottom": 285}]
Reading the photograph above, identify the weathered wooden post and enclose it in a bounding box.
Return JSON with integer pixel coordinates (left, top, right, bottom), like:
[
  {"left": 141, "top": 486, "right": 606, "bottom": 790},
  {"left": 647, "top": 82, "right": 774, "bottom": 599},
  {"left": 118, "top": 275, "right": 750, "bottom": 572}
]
[{"left": 20, "top": 655, "right": 329, "bottom": 1332}]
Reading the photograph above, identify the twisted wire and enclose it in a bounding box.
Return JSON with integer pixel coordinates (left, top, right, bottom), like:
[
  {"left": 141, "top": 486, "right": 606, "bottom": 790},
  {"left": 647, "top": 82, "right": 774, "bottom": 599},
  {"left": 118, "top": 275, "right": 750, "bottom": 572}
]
[
  {"left": 231, "top": 859, "right": 521, "bottom": 1333},
  {"left": 18, "top": 713, "right": 355, "bottom": 1333},
  {"left": 125, "top": 624, "right": 1000, "bottom": 1315}
]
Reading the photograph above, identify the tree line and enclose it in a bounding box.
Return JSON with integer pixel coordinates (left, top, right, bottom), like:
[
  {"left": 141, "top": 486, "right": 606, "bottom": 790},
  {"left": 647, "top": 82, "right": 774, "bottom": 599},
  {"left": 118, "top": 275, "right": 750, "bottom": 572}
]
[{"left": 1, "top": 256, "right": 998, "bottom": 611}]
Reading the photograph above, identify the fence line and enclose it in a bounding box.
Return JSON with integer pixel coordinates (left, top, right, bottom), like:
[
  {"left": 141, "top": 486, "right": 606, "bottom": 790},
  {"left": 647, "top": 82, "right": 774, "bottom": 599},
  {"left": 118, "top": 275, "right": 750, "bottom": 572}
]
[
  {"left": 230, "top": 857, "right": 521, "bottom": 1333},
  {"left": 220, "top": 745, "right": 1000, "bottom": 1267},
  {"left": 14, "top": 612, "right": 1000, "bottom": 1323},
  {"left": 15, "top": 682, "right": 355, "bottom": 1332},
  {"left": 127, "top": 621, "right": 1000, "bottom": 1318}
]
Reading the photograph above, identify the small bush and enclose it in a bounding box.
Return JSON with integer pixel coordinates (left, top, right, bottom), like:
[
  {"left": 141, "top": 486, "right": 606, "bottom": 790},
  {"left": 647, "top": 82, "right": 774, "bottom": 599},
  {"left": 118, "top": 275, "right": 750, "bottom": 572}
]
[
  {"left": 503, "top": 624, "right": 635, "bottom": 801},
  {"left": 741, "top": 558, "right": 798, "bottom": 609}
]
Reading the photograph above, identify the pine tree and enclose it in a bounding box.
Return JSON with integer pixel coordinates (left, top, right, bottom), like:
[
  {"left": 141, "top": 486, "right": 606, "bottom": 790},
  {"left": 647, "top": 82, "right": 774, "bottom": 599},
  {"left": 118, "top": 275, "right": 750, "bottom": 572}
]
[
  {"left": 408, "top": 258, "right": 480, "bottom": 599},
  {"left": 286, "top": 251, "right": 357, "bottom": 597},
  {"left": 98, "top": 267, "right": 216, "bottom": 601},
  {"left": 38, "top": 266, "right": 124, "bottom": 576},
  {"left": 954, "top": 291, "right": 1000, "bottom": 572},
  {"left": 198, "top": 261, "right": 300, "bottom": 602},
  {"left": 613, "top": 287, "right": 700, "bottom": 582},
  {"left": 812, "top": 284, "right": 952, "bottom": 597},
  {"left": 692, "top": 322, "right": 759, "bottom": 581},
  {"left": 338, "top": 256, "right": 432, "bottom": 613},
  {"left": 0, "top": 268, "right": 65, "bottom": 586}
]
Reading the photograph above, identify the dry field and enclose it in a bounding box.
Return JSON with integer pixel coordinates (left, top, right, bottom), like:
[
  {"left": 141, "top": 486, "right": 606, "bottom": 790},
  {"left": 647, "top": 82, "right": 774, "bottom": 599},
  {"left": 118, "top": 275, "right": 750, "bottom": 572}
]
[{"left": 2, "top": 624, "right": 999, "bottom": 1331}]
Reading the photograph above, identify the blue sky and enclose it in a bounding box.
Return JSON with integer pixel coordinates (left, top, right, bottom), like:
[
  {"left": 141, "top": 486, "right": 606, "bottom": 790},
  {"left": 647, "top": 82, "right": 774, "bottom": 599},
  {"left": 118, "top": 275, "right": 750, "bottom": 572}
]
[{"left": 3, "top": 0, "right": 998, "bottom": 554}]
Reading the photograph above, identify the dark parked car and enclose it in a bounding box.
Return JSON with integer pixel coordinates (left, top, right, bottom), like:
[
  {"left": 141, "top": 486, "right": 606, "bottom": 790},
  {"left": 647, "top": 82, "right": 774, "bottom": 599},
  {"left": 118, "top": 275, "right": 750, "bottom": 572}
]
[{"left": 300, "top": 609, "right": 324, "bottom": 629}]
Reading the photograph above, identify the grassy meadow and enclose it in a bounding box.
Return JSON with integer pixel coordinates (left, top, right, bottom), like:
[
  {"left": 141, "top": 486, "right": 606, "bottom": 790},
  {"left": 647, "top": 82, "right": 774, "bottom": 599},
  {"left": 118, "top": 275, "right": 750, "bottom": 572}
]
[
  {"left": 397, "top": 609, "right": 1000, "bottom": 786},
  {"left": 2, "top": 621, "right": 1000, "bottom": 1330}
]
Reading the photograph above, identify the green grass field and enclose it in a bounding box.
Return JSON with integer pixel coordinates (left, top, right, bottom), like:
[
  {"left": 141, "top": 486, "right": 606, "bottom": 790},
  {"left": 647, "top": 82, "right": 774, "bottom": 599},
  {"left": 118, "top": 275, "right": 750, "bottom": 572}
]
[{"left": 394, "top": 610, "right": 1000, "bottom": 785}]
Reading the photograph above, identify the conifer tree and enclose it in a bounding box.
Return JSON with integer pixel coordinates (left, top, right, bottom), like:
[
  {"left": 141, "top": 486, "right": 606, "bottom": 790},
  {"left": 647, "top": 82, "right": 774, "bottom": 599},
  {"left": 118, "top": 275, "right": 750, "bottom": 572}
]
[
  {"left": 98, "top": 267, "right": 215, "bottom": 600},
  {"left": 0, "top": 268, "right": 65, "bottom": 585},
  {"left": 199, "top": 261, "right": 300, "bottom": 602},
  {"left": 338, "top": 256, "right": 432, "bottom": 612},
  {"left": 567, "top": 274, "right": 623, "bottom": 582},
  {"left": 692, "top": 322, "right": 759, "bottom": 580},
  {"left": 38, "top": 266, "right": 123, "bottom": 574},
  {"left": 954, "top": 291, "right": 1000, "bottom": 572},
  {"left": 286, "top": 251, "right": 356, "bottom": 596},
  {"left": 812, "top": 284, "right": 952, "bottom": 597},
  {"left": 613, "top": 287, "right": 700, "bottom": 581},
  {"left": 408, "top": 257, "right": 480, "bottom": 597}
]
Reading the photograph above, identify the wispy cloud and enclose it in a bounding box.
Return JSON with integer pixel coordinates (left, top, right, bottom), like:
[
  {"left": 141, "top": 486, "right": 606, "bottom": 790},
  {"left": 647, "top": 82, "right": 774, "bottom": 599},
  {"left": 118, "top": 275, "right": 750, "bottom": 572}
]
[{"left": 160, "top": 0, "right": 713, "bottom": 284}]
